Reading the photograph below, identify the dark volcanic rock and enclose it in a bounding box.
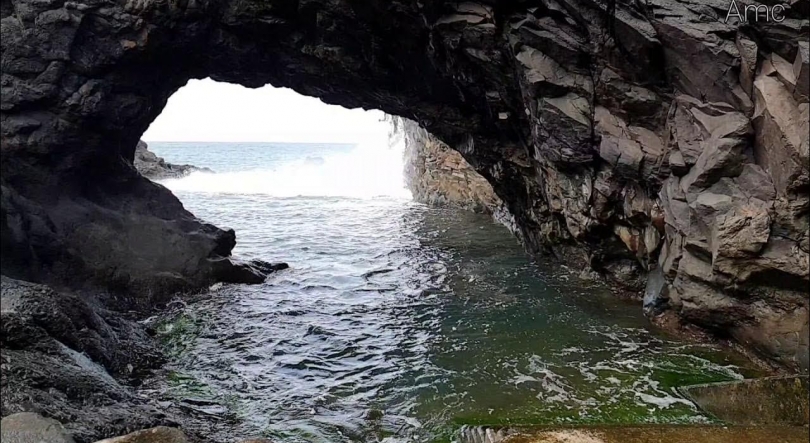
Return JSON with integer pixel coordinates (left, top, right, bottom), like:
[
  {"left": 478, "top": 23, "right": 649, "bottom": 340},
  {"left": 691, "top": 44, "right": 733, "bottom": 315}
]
[
  {"left": 133, "top": 141, "right": 212, "bottom": 181},
  {"left": 0, "top": 277, "right": 175, "bottom": 442},
  {"left": 94, "top": 427, "right": 189, "bottom": 443},
  {"left": 0, "top": 0, "right": 808, "bottom": 374},
  {"left": 211, "top": 258, "right": 289, "bottom": 284}
]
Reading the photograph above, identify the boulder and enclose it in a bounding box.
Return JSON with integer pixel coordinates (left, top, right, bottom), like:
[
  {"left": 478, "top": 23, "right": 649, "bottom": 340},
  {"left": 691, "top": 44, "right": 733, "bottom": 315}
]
[
  {"left": 0, "top": 413, "right": 74, "bottom": 443},
  {"left": 643, "top": 266, "right": 668, "bottom": 316},
  {"left": 211, "top": 258, "right": 289, "bottom": 284},
  {"left": 0, "top": 277, "right": 176, "bottom": 442}
]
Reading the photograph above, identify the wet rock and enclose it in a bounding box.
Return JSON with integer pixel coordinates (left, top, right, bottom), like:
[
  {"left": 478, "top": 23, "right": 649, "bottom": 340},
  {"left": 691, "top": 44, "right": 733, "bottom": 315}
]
[
  {"left": 133, "top": 141, "right": 212, "bottom": 181},
  {"left": 211, "top": 258, "right": 289, "bottom": 284},
  {"left": 488, "top": 426, "right": 809, "bottom": 443},
  {"left": 399, "top": 118, "right": 505, "bottom": 215},
  {"left": 643, "top": 267, "right": 668, "bottom": 316},
  {"left": 0, "top": 413, "right": 74, "bottom": 443},
  {"left": 0, "top": 277, "right": 178, "bottom": 442},
  {"left": 458, "top": 426, "right": 510, "bottom": 443},
  {"left": 94, "top": 427, "right": 188, "bottom": 443},
  {"left": 678, "top": 376, "right": 809, "bottom": 426}
]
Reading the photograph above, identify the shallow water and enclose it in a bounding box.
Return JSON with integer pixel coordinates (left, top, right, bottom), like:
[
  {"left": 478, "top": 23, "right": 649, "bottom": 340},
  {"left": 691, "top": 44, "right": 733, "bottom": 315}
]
[{"left": 148, "top": 142, "right": 762, "bottom": 442}]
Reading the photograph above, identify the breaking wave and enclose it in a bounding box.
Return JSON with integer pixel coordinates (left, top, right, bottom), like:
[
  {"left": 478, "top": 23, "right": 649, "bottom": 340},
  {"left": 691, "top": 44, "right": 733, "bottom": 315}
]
[{"left": 158, "top": 134, "right": 411, "bottom": 200}]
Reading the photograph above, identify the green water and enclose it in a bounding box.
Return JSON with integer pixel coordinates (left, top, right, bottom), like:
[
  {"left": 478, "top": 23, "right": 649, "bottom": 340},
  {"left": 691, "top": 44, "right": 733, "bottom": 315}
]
[
  {"left": 146, "top": 204, "right": 761, "bottom": 443},
  {"left": 143, "top": 140, "right": 763, "bottom": 443}
]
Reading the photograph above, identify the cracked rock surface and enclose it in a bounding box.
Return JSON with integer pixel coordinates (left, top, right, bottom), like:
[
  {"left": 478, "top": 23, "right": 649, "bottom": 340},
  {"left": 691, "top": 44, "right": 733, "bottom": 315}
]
[{"left": 1, "top": 0, "right": 808, "bottom": 372}]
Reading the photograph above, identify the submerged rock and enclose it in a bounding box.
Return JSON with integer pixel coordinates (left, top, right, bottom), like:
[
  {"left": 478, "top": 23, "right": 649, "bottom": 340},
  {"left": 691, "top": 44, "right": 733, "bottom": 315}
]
[
  {"left": 458, "top": 426, "right": 810, "bottom": 443},
  {"left": 133, "top": 141, "right": 213, "bottom": 181},
  {"left": 678, "top": 375, "right": 809, "bottom": 426},
  {"left": 94, "top": 427, "right": 188, "bottom": 443}
]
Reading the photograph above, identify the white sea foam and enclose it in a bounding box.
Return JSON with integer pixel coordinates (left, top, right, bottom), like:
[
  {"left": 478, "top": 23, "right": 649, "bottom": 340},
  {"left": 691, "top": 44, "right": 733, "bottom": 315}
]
[{"left": 158, "top": 133, "right": 412, "bottom": 199}]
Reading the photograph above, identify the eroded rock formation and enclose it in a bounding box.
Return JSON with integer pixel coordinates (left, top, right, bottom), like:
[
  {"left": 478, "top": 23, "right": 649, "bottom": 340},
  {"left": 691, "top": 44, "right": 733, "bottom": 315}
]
[
  {"left": 1, "top": 0, "right": 808, "bottom": 372},
  {"left": 401, "top": 118, "right": 503, "bottom": 213},
  {"left": 134, "top": 140, "right": 212, "bottom": 181}
]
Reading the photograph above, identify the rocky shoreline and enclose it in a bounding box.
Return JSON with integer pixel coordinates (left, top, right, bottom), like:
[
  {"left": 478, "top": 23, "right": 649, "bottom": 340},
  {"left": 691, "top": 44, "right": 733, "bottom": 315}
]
[
  {"left": 1, "top": 0, "right": 808, "bottom": 440},
  {"left": 2, "top": 0, "right": 807, "bottom": 371},
  {"left": 134, "top": 141, "right": 213, "bottom": 181},
  {"left": 1, "top": 277, "right": 181, "bottom": 441},
  {"left": 0, "top": 273, "right": 286, "bottom": 442}
]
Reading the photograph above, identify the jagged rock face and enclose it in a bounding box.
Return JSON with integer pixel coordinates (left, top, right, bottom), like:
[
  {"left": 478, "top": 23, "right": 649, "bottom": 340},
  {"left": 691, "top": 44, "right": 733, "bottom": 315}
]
[
  {"left": 133, "top": 140, "right": 212, "bottom": 181},
  {"left": 401, "top": 118, "right": 504, "bottom": 214},
  {"left": 1, "top": 0, "right": 808, "bottom": 369}
]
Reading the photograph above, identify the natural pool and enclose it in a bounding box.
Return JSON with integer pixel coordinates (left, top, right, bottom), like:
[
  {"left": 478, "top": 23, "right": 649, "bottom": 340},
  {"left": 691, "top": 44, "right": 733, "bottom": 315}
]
[{"left": 145, "top": 142, "right": 763, "bottom": 442}]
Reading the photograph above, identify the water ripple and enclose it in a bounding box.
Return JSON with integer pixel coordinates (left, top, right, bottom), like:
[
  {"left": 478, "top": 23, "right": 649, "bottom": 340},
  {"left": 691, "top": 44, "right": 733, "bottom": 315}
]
[{"left": 145, "top": 143, "right": 763, "bottom": 442}]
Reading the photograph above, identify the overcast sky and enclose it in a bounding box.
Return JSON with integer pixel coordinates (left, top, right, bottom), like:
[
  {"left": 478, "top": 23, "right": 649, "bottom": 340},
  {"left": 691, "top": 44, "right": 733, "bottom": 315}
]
[{"left": 141, "top": 78, "right": 389, "bottom": 143}]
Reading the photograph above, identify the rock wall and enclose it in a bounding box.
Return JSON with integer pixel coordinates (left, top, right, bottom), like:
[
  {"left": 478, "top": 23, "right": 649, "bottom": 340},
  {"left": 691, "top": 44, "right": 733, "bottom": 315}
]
[
  {"left": 1, "top": 0, "right": 808, "bottom": 370},
  {"left": 401, "top": 118, "right": 503, "bottom": 214}
]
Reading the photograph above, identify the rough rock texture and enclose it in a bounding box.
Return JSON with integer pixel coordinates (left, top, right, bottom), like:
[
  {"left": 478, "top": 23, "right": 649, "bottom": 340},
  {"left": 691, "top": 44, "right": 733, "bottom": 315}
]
[
  {"left": 0, "top": 277, "right": 180, "bottom": 442},
  {"left": 458, "top": 426, "right": 810, "bottom": 443},
  {"left": 401, "top": 118, "right": 503, "bottom": 214},
  {"left": 1, "top": 0, "right": 808, "bottom": 371},
  {"left": 1, "top": 412, "right": 75, "bottom": 443},
  {"left": 133, "top": 141, "right": 212, "bottom": 181}
]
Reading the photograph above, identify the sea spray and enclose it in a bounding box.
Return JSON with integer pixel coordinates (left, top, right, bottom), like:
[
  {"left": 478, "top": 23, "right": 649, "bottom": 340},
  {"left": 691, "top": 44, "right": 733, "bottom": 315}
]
[{"left": 157, "top": 134, "right": 411, "bottom": 199}]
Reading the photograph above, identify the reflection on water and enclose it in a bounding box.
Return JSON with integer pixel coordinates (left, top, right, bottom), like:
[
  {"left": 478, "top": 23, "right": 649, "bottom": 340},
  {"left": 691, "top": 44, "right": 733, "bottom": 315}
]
[{"left": 145, "top": 143, "right": 761, "bottom": 442}]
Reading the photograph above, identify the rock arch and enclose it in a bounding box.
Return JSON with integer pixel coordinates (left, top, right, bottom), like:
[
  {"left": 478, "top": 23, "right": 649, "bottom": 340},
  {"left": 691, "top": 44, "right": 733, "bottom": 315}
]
[{"left": 1, "top": 0, "right": 808, "bottom": 369}]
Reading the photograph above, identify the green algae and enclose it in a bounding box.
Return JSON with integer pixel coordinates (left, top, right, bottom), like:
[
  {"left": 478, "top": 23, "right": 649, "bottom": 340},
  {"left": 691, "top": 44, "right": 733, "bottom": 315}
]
[
  {"left": 156, "top": 312, "right": 248, "bottom": 422},
  {"left": 155, "top": 312, "right": 203, "bottom": 357},
  {"left": 415, "top": 345, "right": 763, "bottom": 443}
]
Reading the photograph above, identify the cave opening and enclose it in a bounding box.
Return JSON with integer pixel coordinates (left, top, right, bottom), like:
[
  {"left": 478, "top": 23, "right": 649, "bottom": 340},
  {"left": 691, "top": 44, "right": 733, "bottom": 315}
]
[
  {"left": 2, "top": 0, "right": 808, "bottom": 440},
  {"left": 120, "top": 83, "right": 764, "bottom": 443},
  {"left": 136, "top": 78, "right": 413, "bottom": 264}
]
